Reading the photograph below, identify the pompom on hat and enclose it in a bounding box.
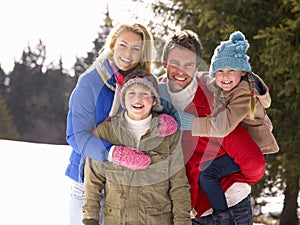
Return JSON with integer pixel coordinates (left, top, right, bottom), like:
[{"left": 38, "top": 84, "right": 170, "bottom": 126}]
[
  {"left": 209, "top": 31, "right": 252, "bottom": 77},
  {"left": 120, "top": 71, "right": 163, "bottom": 112}
]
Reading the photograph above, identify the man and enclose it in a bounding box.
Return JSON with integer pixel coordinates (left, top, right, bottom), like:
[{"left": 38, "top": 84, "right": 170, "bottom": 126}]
[{"left": 158, "top": 30, "right": 266, "bottom": 225}]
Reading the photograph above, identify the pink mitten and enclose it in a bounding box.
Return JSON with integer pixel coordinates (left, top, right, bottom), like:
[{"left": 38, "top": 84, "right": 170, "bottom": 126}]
[
  {"left": 157, "top": 114, "right": 178, "bottom": 137},
  {"left": 112, "top": 146, "right": 151, "bottom": 170}
]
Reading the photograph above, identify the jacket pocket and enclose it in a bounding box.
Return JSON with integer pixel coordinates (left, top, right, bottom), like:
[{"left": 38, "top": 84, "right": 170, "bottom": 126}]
[
  {"left": 146, "top": 202, "right": 172, "bottom": 225},
  {"left": 103, "top": 202, "right": 121, "bottom": 224},
  {"left": 247, "top": 124, "right": 279, "bottom": 154}
]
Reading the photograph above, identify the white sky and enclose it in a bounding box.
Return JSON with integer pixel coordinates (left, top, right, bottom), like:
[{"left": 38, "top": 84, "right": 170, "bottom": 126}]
[
  {"left": 0, "top": 139, "right": 288, "bottom": 225},
  {"left": 0, "top": 0, "right": 153, "bottom": 73}
]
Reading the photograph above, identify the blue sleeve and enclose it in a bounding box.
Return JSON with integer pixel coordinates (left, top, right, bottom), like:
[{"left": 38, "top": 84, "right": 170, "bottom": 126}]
[
  {"left": 66, "top": 73, "right": 112, "bottom": 162},
  {"left": 158, "top": 83, "right": 195, "bottom": 130}
]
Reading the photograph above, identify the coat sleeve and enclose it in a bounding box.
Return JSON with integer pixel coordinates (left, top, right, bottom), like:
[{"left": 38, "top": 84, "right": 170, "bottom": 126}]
[
  {"left": 82, "top": 158, "right": 106, "bottom": 222},
  {"left": 192, "top": 82, "right": 250, "bottom": 137},
  {"left": 66, "top": 73, "right": 112, "bottom": 161},
  {"left": 168, "top": 132, "right": 192, "bottom": 225}
]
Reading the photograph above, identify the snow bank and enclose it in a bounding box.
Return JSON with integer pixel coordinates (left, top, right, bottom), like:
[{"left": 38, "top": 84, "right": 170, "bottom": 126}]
[{"left": 0, "top": 139, "right": 71, "bottom": 225}]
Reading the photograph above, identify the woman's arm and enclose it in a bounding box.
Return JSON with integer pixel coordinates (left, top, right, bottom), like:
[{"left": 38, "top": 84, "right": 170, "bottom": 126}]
[{"left": 66, "top": 73, "right": 112, "bottom": 162}]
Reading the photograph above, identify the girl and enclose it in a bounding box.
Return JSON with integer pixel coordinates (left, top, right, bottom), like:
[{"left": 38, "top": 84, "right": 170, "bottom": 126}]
[
  {"left": 193, "top": 31, "right": 279, "bottom": 224},
  {"left": 65, "top": 23, "right": 154, "bottom": 225},
  {"left": 82, "top": 73, "right": 191, "bottom": 225}
]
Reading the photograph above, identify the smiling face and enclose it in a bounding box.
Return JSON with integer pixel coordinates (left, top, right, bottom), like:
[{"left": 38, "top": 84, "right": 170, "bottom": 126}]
[
  {"left": 165, "top": 47, "right": 197, "bottom": 92},
  {"left": 124, "top": 83, "right": 156, "bottom": 120},
  {"left": 112, "top": 31, "right": 143, "bottom": 73},
  {"left": 214, "top": 68, "right": 246, "bottom": 91}
]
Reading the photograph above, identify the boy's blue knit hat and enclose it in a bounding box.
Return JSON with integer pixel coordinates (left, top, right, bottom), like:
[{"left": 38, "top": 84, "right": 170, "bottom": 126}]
[{"left": 209, "top": 31, "right": 251, "bottom": 77}]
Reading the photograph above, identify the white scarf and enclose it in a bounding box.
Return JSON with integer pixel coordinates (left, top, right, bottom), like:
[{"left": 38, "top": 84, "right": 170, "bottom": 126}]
[{"left": 167, "top": 76, "right": 198, "bottom": 110}]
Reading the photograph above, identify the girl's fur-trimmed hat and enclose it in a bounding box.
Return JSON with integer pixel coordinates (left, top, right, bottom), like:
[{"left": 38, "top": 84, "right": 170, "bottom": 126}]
[
  {"left": 120, "top": 71, "right": 162, "bottom": 112},
  {"left": 209, "top": 31, "right": 252, "bottom": 77}
]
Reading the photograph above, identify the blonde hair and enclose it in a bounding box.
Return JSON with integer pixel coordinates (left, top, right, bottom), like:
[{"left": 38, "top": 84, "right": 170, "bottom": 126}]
[
  {"left": 99, "top": 23, "right": 153, "bottom": 73},
  {"left": 247, "top": 72, "right": 256, "bottom": 120}
]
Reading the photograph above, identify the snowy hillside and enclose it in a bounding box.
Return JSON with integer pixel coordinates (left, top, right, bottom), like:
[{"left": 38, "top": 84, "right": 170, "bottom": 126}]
[
  {"left": 0, "top": 139, "right": 71, "bottom": 225},
  {"left": 0, "top": 139, "right": 289, "bottom": 225}
]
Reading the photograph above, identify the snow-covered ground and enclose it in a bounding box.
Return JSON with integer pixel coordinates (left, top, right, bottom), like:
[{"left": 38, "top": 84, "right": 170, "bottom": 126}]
[
  {"left": 0, "top": 139, "right": 71, "bottom": 225},
  {"left": 0, "top": 139, "right": 292, "bottom": 225}
]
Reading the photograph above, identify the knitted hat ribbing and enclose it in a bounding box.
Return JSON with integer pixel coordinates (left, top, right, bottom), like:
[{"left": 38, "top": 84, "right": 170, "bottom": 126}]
[
  {"left": 120, "top": 71, "right": 162, "bottom": 112},
  {"left": 209, "top": 31, "right": 251, "bottom": 77}
]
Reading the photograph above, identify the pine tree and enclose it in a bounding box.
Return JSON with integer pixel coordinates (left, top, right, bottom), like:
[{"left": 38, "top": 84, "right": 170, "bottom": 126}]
[
  {"left": 0, "top": 65, "right": 5, "bottom": 94},
  {"left": 7, "top": 40, "right": 48, "bottom": 142},
  {"left": 0, "top": 93, "right": 20, "bottom": 140},
  {"left": 254, "top": 2, "right": 300, "bottom": 224}
]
